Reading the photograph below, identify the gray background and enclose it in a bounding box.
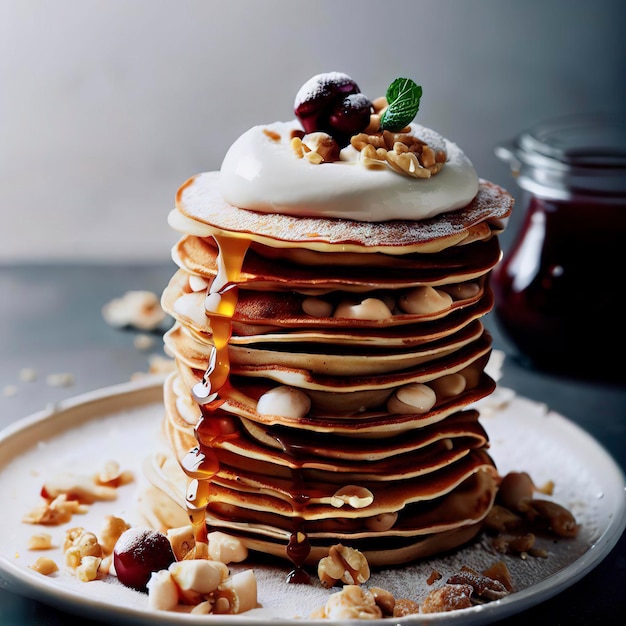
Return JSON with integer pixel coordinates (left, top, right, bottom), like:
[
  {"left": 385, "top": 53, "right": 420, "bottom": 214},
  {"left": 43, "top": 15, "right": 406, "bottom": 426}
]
[{"left": 1, "top": 0, "right": 625, "bottom": 262}]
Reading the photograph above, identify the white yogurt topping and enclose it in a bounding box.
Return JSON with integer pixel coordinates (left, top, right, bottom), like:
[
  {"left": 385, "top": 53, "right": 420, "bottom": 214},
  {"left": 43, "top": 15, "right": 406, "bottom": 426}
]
[{"left": 219, "top": 121, "right": 479, "bottom": 222}]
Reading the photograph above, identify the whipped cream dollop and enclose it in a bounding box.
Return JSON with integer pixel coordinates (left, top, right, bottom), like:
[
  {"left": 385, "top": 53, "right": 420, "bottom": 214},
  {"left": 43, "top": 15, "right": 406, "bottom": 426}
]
[{"left": 219, "top": 121, "right": 479, "bottom": 222}]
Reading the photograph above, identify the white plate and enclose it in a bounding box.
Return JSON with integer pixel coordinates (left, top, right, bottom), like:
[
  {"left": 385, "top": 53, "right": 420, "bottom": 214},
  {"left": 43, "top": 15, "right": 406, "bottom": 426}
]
[{"left": 0, "top": 377, "right": 624, "bottom": 625}]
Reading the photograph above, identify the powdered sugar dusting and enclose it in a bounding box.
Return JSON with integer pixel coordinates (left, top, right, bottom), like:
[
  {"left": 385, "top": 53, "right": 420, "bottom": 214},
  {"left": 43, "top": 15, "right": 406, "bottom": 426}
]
[
  {"left": 177, "top": 172, "right": 513, "bottom": 252},
  {"left": 294, "top": 71, "right": 356, "bottom": 110}
]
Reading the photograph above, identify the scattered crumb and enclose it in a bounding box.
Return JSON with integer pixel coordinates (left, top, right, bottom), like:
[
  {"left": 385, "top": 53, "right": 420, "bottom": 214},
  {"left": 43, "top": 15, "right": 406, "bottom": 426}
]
[
  {"left": 3, "top": 384, "right": 18, "bottom": 396},
  {"left": 133, "top": 333, "right": 155, "bottom": 351},
  {"left": 46, "top": 373, "right": 75, "bottom": 388},
  {"left": 28, "top": 533, "right": 54, "bottom": 550},
  {"left": 19, "top": 367, "right": 38, "bottom": 382},
  {"left": 427, "top": 569, "right": 442, "bottom": 585},
  {"left": 102, "top": 290, "right": 167, "bottom": 331},
  {"left": 29, "top": 556, "right": 59, "bottom": 576}
]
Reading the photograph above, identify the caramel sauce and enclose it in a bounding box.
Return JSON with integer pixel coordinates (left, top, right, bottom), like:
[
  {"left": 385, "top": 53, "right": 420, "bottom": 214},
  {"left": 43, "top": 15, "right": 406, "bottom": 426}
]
[
  {"left": 183, "top": 235, "right": 249, "bottom": 546},
  {"left": 181, "top": 233, "right": 314, "bottom": 582}
]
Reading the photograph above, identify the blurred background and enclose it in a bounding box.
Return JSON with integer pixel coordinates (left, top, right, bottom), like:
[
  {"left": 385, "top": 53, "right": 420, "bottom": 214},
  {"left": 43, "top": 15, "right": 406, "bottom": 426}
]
[{"left": 1, "top": 0, "right": 625, "bottom": 263}]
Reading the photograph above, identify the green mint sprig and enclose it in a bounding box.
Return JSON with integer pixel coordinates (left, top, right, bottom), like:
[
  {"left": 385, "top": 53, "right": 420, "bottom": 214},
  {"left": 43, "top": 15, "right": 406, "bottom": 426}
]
[{"left": 379, "top": 78, "right": 422, "bottom": 132}]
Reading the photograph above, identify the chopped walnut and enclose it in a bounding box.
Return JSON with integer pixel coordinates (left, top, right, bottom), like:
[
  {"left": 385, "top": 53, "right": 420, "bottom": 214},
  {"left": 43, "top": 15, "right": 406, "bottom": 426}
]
[
  {"left": 351, "top": 130, "right": 446, "bottom": 179},
  {"left": 427, "top": 569, "right": 442, "bottom": 585},
  {"left": 421, "top": 583, "right": 474, "bottom": 613},
  {"left": 482, "top": 560, "right": 514, "bottom": 592},
  {"left": 318, "top": 544, "right": 370, "bottom": 588},
  {"left": 393, "top": 598, "right": 420, "bottom": 617},
  {"left": 64, "top": 528, "right": 103, "bottom": 564},
  {"left": 22, "top": 494, "right": 88, "bottom": 526},
  {"left": 314, "top": 585, "right": 382, "bottom": 620},
  {"left": 99, "top": 515, "right": 131, "bottom": 555},
  {"left": 370, "top": 587, "right": 395, "bottom": 616},
  {"left": 447, "top": 566, "right": 510, "bottom": 601}
]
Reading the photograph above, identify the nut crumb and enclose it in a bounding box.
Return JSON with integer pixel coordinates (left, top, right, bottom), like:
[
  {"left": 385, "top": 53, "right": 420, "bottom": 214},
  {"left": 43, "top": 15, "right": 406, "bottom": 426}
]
[
  {"left": 29, "top": 556, "right": 59, "bottom": 575},
  {"left": 27, "top": 533, "right": 53, "bottom": 550}
]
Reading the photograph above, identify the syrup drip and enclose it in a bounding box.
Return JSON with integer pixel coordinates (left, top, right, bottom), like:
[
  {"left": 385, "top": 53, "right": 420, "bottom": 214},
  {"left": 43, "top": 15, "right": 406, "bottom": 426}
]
[
  {"left": 183, "top": 234, "right": 249, "bottom": 547},
  {"left": 274, "top": 430, "right": 312, "bottom": 584}
]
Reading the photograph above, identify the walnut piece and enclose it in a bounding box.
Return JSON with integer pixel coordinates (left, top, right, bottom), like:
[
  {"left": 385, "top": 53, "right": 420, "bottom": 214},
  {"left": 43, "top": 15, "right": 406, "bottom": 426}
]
[
  {"left": 318, "top": 544, "right": 370, "bottom": 588},
  {"left": 421, "top": 583, "right": 474, "bottom": 613}
]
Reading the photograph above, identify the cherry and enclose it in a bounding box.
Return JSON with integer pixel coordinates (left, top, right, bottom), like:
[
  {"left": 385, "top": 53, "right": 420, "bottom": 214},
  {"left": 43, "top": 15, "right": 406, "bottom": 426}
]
[
  {"left": 294, "top": 72, "right": 372, "bottom": 146},
  {"left": 113, "top": 527, "right": 176, "bottom": 591},
  {"left": 328, "top": 93, "right": 373, "bottom": 140}
]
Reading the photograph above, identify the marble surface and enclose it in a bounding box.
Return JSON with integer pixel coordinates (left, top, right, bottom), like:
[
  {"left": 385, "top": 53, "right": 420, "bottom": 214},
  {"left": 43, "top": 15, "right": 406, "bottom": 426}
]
[{"left": 1, "top": 263, "right": 624, "bottom": 625}]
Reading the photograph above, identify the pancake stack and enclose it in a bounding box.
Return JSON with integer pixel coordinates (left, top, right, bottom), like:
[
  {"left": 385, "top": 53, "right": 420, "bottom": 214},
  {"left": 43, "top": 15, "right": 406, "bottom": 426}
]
[{"left": 150, "top": 166, "right": 513, "bottom": 573}]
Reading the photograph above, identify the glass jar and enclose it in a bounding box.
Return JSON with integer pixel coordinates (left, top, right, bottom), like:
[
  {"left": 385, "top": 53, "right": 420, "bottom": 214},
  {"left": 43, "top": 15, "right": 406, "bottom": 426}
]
[{"left": 492, "top": 113, "right": 626, "bottom": 382}]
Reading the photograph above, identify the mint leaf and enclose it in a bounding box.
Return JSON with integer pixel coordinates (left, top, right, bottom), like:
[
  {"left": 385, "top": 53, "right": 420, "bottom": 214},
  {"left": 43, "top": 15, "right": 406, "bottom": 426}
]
[{"left": 379, "top": 78, "right": 422, "bottom": 132}]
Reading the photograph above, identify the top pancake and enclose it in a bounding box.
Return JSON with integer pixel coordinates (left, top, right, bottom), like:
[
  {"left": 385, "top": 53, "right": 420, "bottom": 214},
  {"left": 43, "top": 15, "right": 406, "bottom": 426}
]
[{"left": 173, "top": 172, "right": 514, "bottom": 254}]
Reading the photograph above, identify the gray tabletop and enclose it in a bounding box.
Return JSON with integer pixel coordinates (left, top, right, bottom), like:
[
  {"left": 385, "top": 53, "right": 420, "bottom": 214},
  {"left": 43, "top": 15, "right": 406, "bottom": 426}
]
[{"left": 1, "top": 264, "right": 625, "bottom": 625}]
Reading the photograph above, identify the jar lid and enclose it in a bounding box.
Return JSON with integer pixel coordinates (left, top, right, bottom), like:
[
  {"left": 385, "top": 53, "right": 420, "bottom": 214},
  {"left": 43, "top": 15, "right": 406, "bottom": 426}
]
[{"left": 496, "top": 113, "right": 626, "bottom": 200}]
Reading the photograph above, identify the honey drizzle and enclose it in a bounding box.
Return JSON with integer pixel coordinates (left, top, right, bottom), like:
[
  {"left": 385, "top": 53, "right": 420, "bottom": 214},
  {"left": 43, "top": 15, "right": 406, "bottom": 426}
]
[{"left": 182, "top": 234, "right": 249, "bottom": 548}]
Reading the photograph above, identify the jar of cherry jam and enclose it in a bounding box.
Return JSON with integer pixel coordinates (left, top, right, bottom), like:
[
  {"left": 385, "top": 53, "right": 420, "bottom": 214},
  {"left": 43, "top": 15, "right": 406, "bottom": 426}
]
[{"left": 492, "top": 113, "right": 626, "bottom": 381}]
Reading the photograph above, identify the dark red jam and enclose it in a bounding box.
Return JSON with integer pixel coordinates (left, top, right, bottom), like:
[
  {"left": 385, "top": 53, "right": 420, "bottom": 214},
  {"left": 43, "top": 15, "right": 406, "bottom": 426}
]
[{"left": 493, "top": 113, "right": 626, "bottom": 382}]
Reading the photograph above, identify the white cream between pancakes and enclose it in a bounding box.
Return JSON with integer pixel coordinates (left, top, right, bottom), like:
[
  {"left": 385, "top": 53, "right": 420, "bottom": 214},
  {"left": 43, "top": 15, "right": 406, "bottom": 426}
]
[{"left": 152, "top": 93, "right": 514, "bottom": 584}]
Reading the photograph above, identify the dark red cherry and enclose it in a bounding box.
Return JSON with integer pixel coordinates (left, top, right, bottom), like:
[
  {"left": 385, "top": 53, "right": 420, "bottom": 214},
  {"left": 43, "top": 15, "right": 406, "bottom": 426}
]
[
  {"left": 294, "top": 72, "right": 371, "bottom": 145},
  {"left": 113, "top": 527, "right": 176, "bottom": 591},
  {"left": 328, "top": 93, "right": 373, "bottom": 139}
]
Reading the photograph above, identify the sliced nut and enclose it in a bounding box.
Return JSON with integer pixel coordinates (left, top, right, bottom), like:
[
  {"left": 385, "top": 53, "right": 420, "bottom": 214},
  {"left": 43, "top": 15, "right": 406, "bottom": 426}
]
[
  {"left": 333, "top": 297, "right": 392, "bottom": 321},
  {"left": 330, "top": 486, "right": 374, "bottom": 510},
  {"left": 302, "top": 296, "right": 333, "bottom": 318},
  {"left": 256, "top": 386, "right": 311, "bottom": 420},
  {"left": 429, "top": 373, "right": 466, "bottom": 400},
  {"left": 439, "top": 281, "right": 481, "bottom": 300},
  {"left": 397, "top": 286, "right": 453, "bottom": 315},
  {"left": 386, "top": 383, "right": 437, "bottom": 415}
]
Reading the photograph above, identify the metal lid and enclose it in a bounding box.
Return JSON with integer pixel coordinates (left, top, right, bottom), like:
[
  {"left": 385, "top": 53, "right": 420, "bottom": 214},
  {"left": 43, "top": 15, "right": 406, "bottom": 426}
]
[{"left": 496, "top": 113, "right": 626, "bottom": 200}]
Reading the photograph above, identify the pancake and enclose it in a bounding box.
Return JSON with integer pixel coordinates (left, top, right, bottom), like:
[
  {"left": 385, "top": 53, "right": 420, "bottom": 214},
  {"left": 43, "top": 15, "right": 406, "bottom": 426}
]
[{"left": 149, "top": 77, "right": 514, "bottom": 582}]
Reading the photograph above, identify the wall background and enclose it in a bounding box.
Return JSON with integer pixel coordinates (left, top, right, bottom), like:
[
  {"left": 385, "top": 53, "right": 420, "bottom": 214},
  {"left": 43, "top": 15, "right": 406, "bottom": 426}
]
[{"left": 1, "top": 0, "right": 624, "bottom": 263}]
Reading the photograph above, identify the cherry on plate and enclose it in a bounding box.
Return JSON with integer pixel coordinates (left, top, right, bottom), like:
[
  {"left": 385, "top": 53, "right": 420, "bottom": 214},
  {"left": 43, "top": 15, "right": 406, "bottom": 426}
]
[{"left": 113, "top": 527, "right": 176, "bottom": 591}]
